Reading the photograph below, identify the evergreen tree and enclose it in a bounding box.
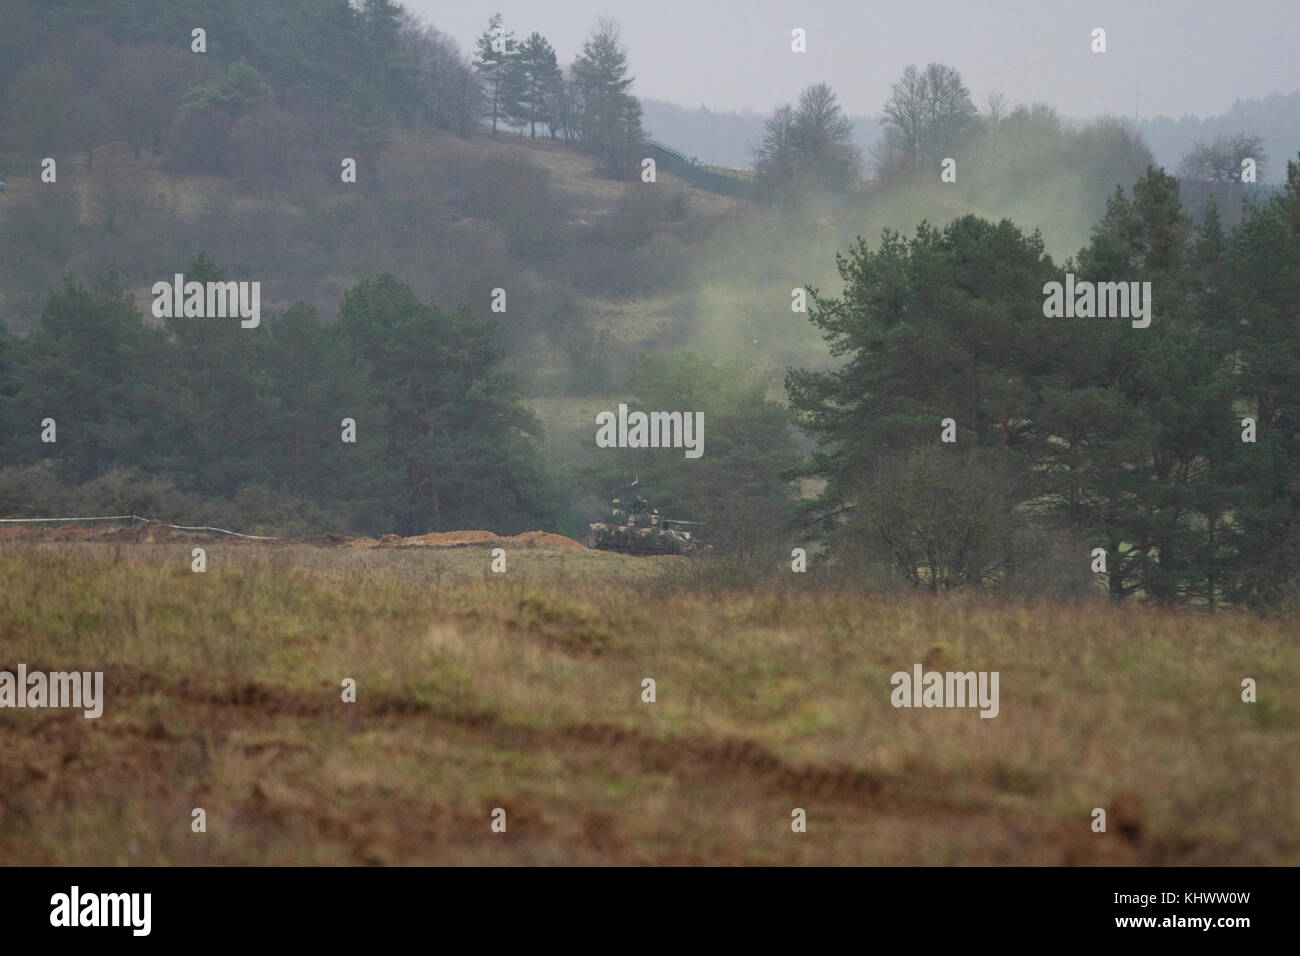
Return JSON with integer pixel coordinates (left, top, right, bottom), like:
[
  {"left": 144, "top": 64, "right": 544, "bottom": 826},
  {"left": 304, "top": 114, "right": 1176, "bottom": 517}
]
[
  {"left": 16, "top": 274, "right": 162, "bottom": 484},
  {"left": 151, "top": 253, "right": 276, "bottom": 499},
  {"left": 358, "top": 0, "right": 419, "bottom": 124},
  {"left": 788, "top": 161, "right": 1300, "bottom": 606},
  {"left": 338, "top": 274, "right": 553, "bottom": 534},
  {"left": 786, "top": 215, "right": 1056, "bottom": 505},
  {"left": 257, "top": 303, "right": 391, "bottom": 533},
  {"left": 572, "top": 18, "right": 642, "bottom": 177},
  {"left": 0, "top": 322, "right": 25, "bottom": 463},
  {"left": 473, "top": 12, "right": 517, "bottom": 137},
  {"left": 1218, "top": 155, "right": 1300, "bottom": 604},
  {"left": 172, "top": 58, "right": 271, "bottom": 172},
  {"left": 506, "top": 31, "right": 560, "bottom": 138}
]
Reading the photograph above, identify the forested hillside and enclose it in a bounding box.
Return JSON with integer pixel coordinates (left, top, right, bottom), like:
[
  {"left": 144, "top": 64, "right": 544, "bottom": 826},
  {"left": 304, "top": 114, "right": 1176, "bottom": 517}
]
[{"left": 2, "top": 0, "right": 1298, "bottom": 608}]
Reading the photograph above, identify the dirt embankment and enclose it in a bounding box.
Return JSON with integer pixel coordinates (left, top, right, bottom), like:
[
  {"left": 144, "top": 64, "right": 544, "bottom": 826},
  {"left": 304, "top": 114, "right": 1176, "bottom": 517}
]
[
  {"left": 346, "top": 529, "right": 587, "bottom": 551},
  {"left": 0, "top": 521, "right": 589, "bottom": 551},
  {"left": 0, "top": 523, "right": 210, "bottom": 545}
]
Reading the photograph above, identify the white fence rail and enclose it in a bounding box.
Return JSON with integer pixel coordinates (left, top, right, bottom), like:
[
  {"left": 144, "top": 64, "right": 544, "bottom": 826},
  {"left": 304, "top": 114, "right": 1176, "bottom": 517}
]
[{"left": 0, "top": 514, "right": 277, "bottom": 540}]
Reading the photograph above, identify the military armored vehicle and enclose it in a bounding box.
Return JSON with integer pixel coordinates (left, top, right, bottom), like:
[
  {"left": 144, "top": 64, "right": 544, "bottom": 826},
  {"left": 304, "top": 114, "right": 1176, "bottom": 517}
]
[{"left": 585, "top": 496, "right": 703, "bottom": 556}]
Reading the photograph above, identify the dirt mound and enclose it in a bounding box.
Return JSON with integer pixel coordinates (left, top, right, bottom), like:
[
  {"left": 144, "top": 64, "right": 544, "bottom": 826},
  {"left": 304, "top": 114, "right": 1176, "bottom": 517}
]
[
  {"left": 0, "top": 520, "right": 588, "bottom": 551},
  {"left": 400, "top": 530, "right": 506, "bottom": 547},
  {"left": 512, "top": 530, "right": 589, "bottom": 551},
  {"left": 97, "top": 524, "right": 194, "bottom": 544},
  {"left": 0, "top": 524, "right": 97, "bottom": 542},
  {"left": 360, "top": 528, "right": 588, "bottom": 551},
  {"left": 0, "top": 523, "right": 171, "bottom": 543}
]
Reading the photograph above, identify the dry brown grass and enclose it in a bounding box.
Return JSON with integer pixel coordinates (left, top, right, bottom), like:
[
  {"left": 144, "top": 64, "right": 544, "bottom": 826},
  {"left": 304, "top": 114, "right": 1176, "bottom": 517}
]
[{"left": 0, "top": 537, "right": 1295, "bottom": 865}]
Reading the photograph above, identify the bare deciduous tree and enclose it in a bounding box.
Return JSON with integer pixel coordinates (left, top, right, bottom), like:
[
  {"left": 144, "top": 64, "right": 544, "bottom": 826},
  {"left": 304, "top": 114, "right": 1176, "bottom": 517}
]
[
  {"left": 876, "top": 63, "right": 978, "bottom": 176},
  {"left": 754, "top": 83, "right": 859, "bottom": 196},
  {"left": 400, "top": 16, "right": 481, "bottom": 137},
  {"left": 1178, "top": 133, "right": 1267, "bottom": 182},
  {"left": 108, "top": 44, "right": 211, "bottom": 159}
]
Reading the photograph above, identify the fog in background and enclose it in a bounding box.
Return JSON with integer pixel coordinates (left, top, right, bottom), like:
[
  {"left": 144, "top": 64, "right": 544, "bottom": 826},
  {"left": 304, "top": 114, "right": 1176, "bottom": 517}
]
[{"left": 411, "top": 0, "right": 1300, "bottom": 120}]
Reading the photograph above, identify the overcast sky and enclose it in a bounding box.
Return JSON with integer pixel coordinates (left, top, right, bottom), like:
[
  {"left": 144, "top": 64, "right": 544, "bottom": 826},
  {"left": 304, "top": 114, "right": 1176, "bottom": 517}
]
[{"left": 404, "top": 0, "right": 1299, "bottom": 119}]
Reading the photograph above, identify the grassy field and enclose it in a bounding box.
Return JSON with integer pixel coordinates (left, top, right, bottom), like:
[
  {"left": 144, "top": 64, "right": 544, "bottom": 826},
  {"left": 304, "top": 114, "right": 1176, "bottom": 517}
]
[{"left": 0, "top": 536, "right": 1296, "bottom": 865}]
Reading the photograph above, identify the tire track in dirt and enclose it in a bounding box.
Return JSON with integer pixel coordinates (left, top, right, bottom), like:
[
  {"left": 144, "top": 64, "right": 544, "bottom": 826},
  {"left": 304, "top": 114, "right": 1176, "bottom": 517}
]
[
  {"left": 6, "top": 661, "right": 1160, "bottom": 864},
  {"left": 12, "top": 661, "right": 906, "bottom": 805},
  {"left": 28, "top": 663, "right": 896, "bottom": 802}
]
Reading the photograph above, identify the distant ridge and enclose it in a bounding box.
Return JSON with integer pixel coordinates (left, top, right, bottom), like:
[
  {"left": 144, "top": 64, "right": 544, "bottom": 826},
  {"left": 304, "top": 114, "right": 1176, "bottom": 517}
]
[
  {"left": 645, "top": 91, "right": 1300, "bottom": 183},
  {"left": 641, "top": 98, "right": 883, "bottom": 170}
]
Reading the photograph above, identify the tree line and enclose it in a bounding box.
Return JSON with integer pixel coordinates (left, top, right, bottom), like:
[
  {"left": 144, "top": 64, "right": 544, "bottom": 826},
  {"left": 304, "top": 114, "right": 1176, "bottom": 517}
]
[
  {"left": 751, "top": 62, "right": 1265, "bottom": 217},
  {"left": 788, "top": 158, "right": 1300, "bottom": 609},
  {"left": 1, "top": 1, "right": 645, "bottom": 179},
  {"left": 0, "top": 257, "right": 559, "bottom": 537},
  {"left": 471, "top": 13, "right": 643, "bottom": 176}
]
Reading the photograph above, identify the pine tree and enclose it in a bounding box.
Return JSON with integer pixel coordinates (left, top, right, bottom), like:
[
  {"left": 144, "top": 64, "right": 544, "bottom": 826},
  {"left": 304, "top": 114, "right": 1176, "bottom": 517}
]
[
  {"left": 1218, "top": 154, "right": 1300, "bottom": 604},
  {"left": 783, "top": 167, "right": 1286, "bottom": 605},
  {"left": 17, "top": 274, "right": 162, "bottom": 484},
  {"left": 572, "top": 18, "right": 642, "bottom": 177},
  {"left": 151, "top": 253, "right": 275, "bottom": 499},
  {"left": 257, "top": 303, "right": 391, "bottom": 533},
  {"left": 473, "top": 12, "right": 516, "bottom": 137},
  {"left": 506, "top": 31, "right": 560, "bottom": 138},
  {"left": 337, "top": 274, "right": 553, "bottom": 534}
]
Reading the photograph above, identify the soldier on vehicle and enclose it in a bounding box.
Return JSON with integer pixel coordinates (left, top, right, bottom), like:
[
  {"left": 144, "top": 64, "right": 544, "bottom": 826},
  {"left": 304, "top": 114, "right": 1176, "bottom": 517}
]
[{"left": 586, "top": 492, "right": 702, "bottom": 555}]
